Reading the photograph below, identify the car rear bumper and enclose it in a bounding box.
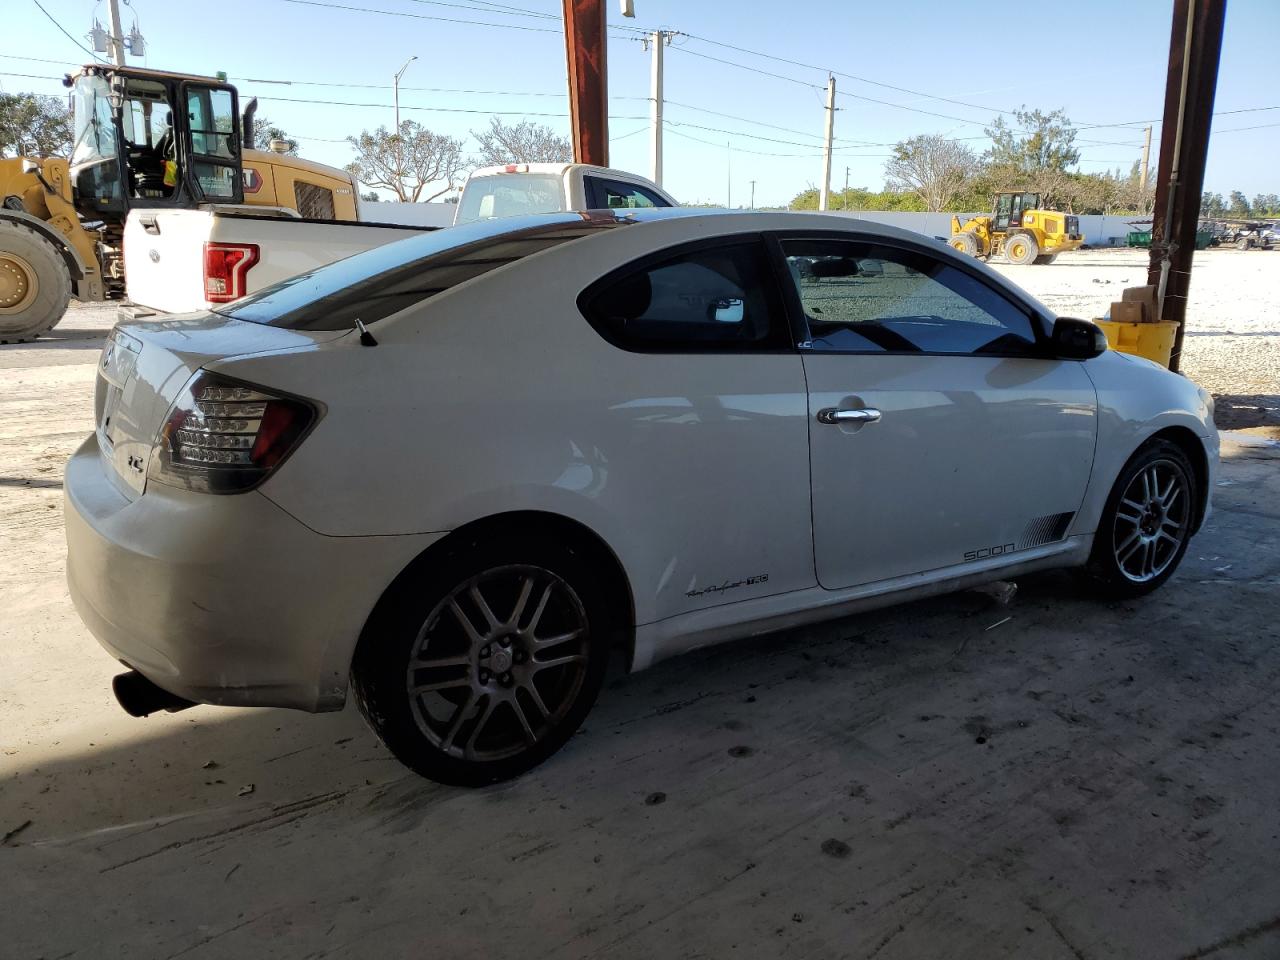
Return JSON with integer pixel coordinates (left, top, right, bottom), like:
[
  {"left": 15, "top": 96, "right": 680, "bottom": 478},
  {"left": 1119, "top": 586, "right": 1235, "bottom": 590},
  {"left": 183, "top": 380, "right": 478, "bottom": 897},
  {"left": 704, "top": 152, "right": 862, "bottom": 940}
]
[{"left": 64, "top": 434, "right": 443, "bottom": 712}]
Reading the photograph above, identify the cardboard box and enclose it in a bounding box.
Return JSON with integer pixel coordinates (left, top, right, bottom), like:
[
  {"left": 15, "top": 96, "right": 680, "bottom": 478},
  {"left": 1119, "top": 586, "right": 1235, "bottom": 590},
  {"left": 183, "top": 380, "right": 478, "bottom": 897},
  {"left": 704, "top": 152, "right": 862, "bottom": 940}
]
[
  {"left": 1121, "top": 284, "right": 1158, "bottom": 323},
  {"left": 1109, "top": 301, "right": 1145, "bottom": 324}
]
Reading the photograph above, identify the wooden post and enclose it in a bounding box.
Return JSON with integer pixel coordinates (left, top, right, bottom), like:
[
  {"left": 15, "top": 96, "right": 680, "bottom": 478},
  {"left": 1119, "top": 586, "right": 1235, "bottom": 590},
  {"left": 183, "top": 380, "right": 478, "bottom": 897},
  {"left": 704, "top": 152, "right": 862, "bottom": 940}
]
[
  {"left": 563, "top": 0, "right": 609, "bottom": 166},
  {"left": 1147, "top": 0, "right": 1227, "bottom": 372}
]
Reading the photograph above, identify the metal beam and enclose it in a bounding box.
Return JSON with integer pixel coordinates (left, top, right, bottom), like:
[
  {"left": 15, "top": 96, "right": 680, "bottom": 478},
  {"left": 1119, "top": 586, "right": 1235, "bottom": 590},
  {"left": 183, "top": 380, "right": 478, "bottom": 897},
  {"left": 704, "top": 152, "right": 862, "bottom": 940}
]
[
  {"left": 562, "top": 0, "right": 609, "bottom": 167},
  {"left": 1147, "top": 0, "right": 1227, "bottom": 372}
]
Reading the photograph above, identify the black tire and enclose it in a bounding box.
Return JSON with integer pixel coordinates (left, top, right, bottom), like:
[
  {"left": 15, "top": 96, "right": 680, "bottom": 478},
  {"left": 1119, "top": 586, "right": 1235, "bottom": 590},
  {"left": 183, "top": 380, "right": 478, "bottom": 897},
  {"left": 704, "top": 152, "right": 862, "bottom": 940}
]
[
  {"left": 1235, "top": 237, "right": 1252, "bottom": 251},
  {"left": 950, "top": 232, "right": 979, "bottom": 257},
  {"left": 1084, "top": 438, "right": 1199, "bottom": 599},
  {"left": 0, "top": 220, "right": 73, "bottom": 343},
  {"left": 352, "top": 531, "right": 615, "bottom": 785},
  {"left": 1033, "top": 253, "right": 1058, "bottom": 265},
  {"left": 1004, "top": 232, "right": 1039, "bottom": 265}
]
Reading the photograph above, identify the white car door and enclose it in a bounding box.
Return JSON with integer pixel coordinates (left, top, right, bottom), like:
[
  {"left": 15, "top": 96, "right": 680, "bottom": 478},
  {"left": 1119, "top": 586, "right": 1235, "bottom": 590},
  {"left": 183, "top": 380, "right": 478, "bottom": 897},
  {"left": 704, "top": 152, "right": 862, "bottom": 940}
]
[{"left": 778, "top": 236, "right": 1098, "bottom": 590}]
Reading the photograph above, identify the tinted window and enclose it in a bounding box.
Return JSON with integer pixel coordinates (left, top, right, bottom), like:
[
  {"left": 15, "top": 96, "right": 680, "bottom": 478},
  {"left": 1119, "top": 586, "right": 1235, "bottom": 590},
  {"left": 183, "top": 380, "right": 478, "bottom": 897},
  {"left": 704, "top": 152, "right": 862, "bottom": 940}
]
[
  {"left": 217, "top": 216, "right": 628, "bottom": 329},
  {"left": 455, "top": 174, "right": 564, "bottom": 223},
  {"left": 781, "top": 240, "right": 1039, "bottom": 356},
  {"left": 587, "top": 177, "right": 669, "bottom": 210},
  {"left": 585, "top": 241, "right": 782, "bottom": 352}
]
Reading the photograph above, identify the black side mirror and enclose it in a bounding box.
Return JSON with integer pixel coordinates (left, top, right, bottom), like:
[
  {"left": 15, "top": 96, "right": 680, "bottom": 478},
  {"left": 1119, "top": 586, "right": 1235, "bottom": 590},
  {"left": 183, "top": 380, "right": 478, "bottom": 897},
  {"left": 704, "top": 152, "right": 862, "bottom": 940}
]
[{"left": 1051, "top": 317, "right": 1108, "bottom": 360}]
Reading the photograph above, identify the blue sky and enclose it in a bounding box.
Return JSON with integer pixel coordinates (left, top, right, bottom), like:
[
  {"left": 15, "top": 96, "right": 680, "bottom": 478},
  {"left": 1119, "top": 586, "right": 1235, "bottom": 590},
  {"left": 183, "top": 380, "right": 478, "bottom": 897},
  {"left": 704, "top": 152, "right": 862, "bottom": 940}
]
[{"left": 6, "top": 0, "right": 1279, "bottom": 207}]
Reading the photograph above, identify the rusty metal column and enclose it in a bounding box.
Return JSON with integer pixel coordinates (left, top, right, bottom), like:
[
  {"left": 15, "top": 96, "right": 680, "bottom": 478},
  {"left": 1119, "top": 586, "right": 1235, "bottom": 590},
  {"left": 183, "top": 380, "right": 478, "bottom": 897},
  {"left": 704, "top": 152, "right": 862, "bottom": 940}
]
[
  {"left": 1147, "top": 0, "right": 1227, "bottom": 372},
  {"left": 563, "top": 0, "right": 609, "bottom": 166}
]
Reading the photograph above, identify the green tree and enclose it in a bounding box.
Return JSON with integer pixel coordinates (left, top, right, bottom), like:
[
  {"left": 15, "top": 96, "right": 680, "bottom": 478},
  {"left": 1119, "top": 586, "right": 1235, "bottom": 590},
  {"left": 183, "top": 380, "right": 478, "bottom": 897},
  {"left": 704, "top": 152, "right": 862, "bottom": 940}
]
[
  {"left": 0, "top": 91, "right": 72, "bottom": 157},
  {"left": 251, "top": 115, "right": 298, "bottom": 155},
  {"left": 883, "top": 134, "right": 977, "bottom": 212},
  {"left": 983, "top": 107, "right": 1080, "bottom": 208},
  {"left": 1200, "top": 192, "right": 1226, "bottom": 217},
  {"left": 1228, "top": 190, "right": 1250, "bottom": 217}
]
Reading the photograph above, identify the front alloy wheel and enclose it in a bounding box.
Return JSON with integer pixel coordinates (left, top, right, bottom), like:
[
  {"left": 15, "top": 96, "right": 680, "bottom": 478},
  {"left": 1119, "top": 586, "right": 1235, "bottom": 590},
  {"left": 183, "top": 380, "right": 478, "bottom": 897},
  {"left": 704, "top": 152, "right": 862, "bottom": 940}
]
[
  {"left": 353, "top": 534, "right": 613, "bottom": 785},
  {"left": 1086, "top": 438, "right": 1198, "bottom": 597}
]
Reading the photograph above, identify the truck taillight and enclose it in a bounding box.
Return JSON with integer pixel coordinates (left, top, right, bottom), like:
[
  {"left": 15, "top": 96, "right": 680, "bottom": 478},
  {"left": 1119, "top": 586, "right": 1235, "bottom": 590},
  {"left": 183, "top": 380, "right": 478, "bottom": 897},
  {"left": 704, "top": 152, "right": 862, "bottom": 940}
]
[
  {"left": 203, "top": 242, "right": 260, "bottom": 303},
  {"left": 150, "top": 371, "right": 320, "bottom": 494}
]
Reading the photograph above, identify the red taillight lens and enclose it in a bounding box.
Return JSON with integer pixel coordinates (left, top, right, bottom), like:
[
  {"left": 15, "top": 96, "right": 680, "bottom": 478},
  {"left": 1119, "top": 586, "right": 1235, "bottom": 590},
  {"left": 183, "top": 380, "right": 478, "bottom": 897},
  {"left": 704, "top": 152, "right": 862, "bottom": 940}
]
[
  {"left": 203, "top": 242, "right": 260, "bottom": 303},
  {"left": 150, "top": 372, "right": 319, "bottom": 493}
]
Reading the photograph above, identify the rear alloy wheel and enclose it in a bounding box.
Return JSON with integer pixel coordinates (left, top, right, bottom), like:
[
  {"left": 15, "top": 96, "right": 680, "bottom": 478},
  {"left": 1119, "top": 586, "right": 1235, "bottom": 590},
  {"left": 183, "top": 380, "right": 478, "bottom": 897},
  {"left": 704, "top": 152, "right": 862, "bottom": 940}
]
[
  {"left": 0, "top": 221, "right": 72, "bottom": 343},
  {"left": 353, "top": 536, "right": 613, "bottom": 785},
  {"left": 1004, "top": 232, "right": 1039, "bottom": 265},
  {"left": 1086, "top": 439, "right": 1197, "bottom": 598}
]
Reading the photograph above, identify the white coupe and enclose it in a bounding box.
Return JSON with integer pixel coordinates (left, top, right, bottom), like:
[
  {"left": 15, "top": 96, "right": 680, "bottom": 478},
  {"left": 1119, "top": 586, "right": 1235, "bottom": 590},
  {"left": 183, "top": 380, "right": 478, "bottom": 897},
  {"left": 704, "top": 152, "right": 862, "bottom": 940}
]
[{"left": 65, "top": 210, "right": 1219, "bottom": 784}]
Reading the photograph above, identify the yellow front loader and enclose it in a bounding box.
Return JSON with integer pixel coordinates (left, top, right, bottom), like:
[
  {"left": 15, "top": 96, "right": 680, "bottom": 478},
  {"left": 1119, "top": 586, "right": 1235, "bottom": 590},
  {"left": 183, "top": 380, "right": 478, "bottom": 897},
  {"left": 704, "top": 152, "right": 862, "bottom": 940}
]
[
  {"left": 949, "top": 191, "right": 1084, "bottom": 265},
  {"left": 1, "top": 64, "right": 359, "bottom": 342}
]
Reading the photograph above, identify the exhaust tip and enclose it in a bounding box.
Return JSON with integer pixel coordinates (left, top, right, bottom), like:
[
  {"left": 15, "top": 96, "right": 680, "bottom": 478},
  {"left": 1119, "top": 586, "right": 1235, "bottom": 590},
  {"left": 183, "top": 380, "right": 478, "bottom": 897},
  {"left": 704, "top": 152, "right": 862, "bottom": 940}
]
[{"left": 112, "top": 671, "right": 196, "bottom": 718}]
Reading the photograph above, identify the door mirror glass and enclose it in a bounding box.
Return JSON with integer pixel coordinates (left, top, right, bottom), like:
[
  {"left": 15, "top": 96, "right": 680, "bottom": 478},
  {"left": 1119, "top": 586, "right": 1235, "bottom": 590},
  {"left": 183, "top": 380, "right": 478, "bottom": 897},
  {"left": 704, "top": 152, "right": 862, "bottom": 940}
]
[
  {"left": 709, "top": 297, "right": 744, "bottom": 323},
  {"left": 1051, "top": 317, "right": 1108, "bottom": 359}
]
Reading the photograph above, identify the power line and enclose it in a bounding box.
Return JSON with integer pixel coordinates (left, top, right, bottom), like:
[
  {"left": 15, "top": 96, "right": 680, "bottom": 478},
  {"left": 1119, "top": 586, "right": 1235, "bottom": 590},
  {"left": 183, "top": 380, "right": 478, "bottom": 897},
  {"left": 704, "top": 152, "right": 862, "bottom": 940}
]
[
  {"left": 28, "top": 0, "right": 106, "bottom": 63},
  {"left": 279, "top": 0, "right": 562, "bottom": 33}
]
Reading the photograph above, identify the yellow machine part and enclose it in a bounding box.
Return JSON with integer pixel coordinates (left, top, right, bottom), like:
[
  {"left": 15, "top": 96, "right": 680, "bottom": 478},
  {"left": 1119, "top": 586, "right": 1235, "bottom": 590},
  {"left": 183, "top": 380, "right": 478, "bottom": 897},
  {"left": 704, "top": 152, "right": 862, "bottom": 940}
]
[
  {"left": 1020, "top": 210, "right": 1084, "bottom": 254},
  {"left": 1095, "top": 320, "right": 1179, "bottom": 368},
  {"left": 0, "top": 157, "right": 104, "bottom": 301},
  {"left": 241, "top": 151, "right": 358, "bottom": 220}
]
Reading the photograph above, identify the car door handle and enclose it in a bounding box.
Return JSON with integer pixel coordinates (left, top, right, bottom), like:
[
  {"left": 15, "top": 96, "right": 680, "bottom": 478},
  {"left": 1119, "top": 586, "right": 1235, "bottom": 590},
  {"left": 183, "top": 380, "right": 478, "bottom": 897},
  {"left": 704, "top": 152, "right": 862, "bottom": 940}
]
[{"left": 817, "top": 407, "right": 881, "bottom": 425}]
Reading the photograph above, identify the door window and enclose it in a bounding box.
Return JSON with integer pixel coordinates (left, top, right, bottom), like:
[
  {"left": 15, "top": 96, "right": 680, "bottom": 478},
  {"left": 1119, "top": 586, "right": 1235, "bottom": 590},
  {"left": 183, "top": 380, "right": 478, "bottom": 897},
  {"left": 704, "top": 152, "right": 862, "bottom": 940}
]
[
  {"left": 586, "top": 177, "right": 669, "bottom": 210},
  {"left": 185, "top": 85, "right": 240, "bottom": 200},
  {"left": 584, "top": 241, "right": 784, "bottom": 352},
  {"left": 781, "top": 240, "right": 1040, "bottom": 356}
]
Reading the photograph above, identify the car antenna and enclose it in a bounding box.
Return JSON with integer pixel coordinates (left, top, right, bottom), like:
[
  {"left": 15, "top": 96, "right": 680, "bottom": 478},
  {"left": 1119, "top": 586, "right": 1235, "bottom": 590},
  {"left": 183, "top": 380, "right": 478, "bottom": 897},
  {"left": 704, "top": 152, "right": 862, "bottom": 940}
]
[{"left": 354, "top": 317, "right": 378, "bottom": 347}]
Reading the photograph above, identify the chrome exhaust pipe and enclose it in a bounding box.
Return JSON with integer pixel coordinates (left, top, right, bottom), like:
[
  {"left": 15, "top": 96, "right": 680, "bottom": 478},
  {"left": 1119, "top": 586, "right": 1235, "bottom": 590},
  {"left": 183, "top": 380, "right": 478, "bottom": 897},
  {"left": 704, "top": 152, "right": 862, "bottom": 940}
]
[{"left": 112, "top": 671, "right": 195, "bottom": 717}]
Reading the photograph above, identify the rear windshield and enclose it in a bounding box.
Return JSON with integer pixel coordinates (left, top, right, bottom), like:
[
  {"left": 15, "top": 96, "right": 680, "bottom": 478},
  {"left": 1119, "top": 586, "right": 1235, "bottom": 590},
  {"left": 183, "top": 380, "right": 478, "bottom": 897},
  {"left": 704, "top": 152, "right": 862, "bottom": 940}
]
[
  {"left": 455, "top": 173, "right": 565, "bottom": 224},
  {"left": 214, "top": 215, "right": 625, "bottom": 330}
]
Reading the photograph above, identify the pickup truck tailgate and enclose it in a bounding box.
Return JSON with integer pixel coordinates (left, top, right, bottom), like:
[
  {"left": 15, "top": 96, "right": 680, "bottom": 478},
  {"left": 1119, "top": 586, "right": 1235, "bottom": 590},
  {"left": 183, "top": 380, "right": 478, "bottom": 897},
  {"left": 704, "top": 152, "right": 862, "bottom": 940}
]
[{"left": 123, "top": 209, "right": 430, "bottom": 316}]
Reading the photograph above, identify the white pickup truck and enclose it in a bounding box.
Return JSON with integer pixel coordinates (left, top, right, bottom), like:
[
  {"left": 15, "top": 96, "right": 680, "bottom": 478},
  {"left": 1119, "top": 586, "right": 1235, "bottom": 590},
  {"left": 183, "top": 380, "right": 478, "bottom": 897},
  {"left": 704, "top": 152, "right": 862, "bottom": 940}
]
[{"left": 121, "top": 165, "right": 676, "bottom": 318}]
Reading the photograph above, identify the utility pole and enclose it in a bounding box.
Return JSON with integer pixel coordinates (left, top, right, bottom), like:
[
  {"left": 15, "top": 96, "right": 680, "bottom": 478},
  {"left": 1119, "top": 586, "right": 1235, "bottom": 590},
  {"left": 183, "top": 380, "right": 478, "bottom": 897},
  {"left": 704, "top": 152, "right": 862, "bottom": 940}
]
[
  {"left": 818, "top": 74, "right": 836, "bottom": 211},
  {"left": 749, "top": 179, "right": 756, "bottom": 210},
  {"left": 107, "top": 0, "right": 127, "bottom": 66},
  {"left": 726, "top": 141, "right": 731, "bottom": 208},
  {"left": 646, "top": 30, "right": 666, "bottom": 187},
  {"left": 843, "top": 166, "right": 850, "bottom": 209},
  {"left": 562, "top": 0, "right": 609, "bottom": 166},
  {"left": 1139, "top": 125, "right": 1152, "bottom": 194},
  {"left": 1147, "top": 0, "right": 1226, "bottom": 373}
]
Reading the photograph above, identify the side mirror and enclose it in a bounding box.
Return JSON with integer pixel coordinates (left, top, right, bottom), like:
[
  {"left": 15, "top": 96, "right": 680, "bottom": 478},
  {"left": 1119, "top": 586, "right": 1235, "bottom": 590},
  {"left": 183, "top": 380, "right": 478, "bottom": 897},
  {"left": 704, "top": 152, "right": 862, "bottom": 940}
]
[
  {"left": 1051, "top": 317, "right": 1108, "bottom": 360},
  {"left": 708, "top": 297, "right": 744, "bottom": 323}
]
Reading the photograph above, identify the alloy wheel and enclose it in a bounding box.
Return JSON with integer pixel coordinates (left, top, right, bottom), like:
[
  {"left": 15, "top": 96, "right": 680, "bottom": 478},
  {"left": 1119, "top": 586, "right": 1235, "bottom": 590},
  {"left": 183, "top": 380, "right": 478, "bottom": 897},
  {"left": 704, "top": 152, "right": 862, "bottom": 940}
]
[
  {"left": 405, "top": 564, "right": 590, "bottom": 762},
  {"left": 1112, "top": 459, "right": 1189, "bottom": 583}
]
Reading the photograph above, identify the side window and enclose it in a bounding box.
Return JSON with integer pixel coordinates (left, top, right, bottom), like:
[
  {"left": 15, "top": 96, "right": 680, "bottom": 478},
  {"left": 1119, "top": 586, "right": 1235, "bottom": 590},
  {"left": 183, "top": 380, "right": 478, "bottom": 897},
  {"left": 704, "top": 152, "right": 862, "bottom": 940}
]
[
  {"left": 585, "top": 241, "right": 783, "bottom": 352},
  {"left": 781, "top": 240, "right": 1040, "bottom": 356},
  {"left": 184, "top": 85, "right": 240, "bottom": 201},
  {"left": 587, "top": 177, "right": 668, "bottom": 210}
]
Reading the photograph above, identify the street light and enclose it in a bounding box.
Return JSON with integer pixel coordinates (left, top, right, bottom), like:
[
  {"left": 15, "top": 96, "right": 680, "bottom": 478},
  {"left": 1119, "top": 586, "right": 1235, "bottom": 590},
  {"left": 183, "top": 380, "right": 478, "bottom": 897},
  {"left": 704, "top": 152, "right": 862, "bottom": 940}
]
[{"left": 393, "top": 56, "right": 417, "bottom": 134}]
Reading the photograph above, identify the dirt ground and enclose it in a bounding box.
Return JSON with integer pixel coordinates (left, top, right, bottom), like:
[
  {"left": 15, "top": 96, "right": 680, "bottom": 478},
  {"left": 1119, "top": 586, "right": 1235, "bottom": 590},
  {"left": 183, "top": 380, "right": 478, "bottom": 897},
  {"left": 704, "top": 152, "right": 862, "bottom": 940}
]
[{"left": 2, "top": 252, "right": 1280, "bottom": 959}]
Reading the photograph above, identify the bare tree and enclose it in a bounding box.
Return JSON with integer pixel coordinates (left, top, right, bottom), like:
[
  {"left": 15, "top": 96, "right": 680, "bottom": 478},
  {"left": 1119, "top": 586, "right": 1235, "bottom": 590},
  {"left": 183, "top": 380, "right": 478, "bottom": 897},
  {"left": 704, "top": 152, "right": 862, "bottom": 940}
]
[
  {"left": 884, "top": 134, "right": 977, "bottom": 211},
  {"left": 346, "top": 121, "right": 465, "bottom": 202},
  {"left": 472, "top": 117, "right": 572, "bottom": 166}
]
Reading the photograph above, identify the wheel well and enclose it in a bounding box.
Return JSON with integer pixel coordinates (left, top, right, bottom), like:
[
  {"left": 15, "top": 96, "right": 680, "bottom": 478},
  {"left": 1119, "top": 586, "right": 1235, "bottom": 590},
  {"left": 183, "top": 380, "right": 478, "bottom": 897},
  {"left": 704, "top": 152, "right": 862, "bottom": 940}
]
[
  {"left": 1147, "top": 426, "right": 1210, "bottom": 531},
  {"left": 357, "top": 510, "right": 636, "bottom": 670}
]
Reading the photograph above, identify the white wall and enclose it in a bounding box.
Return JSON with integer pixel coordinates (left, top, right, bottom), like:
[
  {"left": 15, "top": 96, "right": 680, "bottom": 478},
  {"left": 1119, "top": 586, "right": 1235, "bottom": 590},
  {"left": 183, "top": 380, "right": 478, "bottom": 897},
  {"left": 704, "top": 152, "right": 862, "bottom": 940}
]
[
  {"left": 817, "top": 210, "right": 1144, "bottom": 246},
  {"left": 358, "top": 201, "right": 455, "bottom": 228}
]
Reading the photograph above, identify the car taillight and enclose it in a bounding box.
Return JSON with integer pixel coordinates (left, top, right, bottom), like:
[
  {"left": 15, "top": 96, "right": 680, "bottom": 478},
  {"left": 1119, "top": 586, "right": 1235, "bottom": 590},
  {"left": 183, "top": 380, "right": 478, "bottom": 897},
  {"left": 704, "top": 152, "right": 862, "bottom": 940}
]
[
  {"left": 149, "top": 371, "right": 319, "bottom": 493},
  {"left": 203, "top": 242, "right": 260, "bottom": 303}
]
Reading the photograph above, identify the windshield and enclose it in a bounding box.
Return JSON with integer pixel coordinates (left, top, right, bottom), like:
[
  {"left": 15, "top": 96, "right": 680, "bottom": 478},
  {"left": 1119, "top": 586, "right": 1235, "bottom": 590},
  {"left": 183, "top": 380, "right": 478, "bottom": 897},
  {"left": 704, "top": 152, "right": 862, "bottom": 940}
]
[
  {"left": 214, "top": 213, "right": 630, "bottom": 330},
  {"left": 70, "top": 74, "right": 115, "bottom": 167},
  {"left": 455, "top": 173, "right": 565, "bottom": 224}
]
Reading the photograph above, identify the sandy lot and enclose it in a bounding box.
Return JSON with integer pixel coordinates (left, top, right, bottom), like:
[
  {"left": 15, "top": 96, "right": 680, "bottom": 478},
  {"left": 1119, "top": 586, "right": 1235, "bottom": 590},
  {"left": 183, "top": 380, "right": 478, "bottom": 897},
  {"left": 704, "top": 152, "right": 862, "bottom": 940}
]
[{"left": 2, "top": 252, "right": 1279, "bottom": 959}]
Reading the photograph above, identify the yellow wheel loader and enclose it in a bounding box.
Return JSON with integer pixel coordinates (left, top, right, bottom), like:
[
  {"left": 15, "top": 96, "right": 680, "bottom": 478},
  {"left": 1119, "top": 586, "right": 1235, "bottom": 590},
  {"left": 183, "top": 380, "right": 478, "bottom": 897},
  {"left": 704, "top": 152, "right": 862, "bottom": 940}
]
[
  {"left": 0, "top": 64, "right": 359, "bottom": 342},
  {"left": 949, "top": 191, "right": 1084, "bottom": 265}
]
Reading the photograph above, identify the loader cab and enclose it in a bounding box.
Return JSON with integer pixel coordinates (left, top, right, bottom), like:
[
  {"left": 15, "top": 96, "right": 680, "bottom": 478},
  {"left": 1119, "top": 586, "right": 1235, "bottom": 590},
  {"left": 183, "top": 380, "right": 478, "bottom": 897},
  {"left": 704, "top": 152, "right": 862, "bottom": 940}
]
[
  {"left": 68, "top": 66, "right": 244, "bottom": 222},
  {"left": 993, "top": 192, "right": 1040, "bottom": 232}
]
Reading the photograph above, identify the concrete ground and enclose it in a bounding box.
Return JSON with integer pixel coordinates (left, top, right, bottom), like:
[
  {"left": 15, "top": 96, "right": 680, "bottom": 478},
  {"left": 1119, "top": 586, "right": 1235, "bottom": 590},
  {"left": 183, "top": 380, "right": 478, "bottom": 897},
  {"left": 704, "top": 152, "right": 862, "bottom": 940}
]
[{"left": 3, "top": 257, "right": 1280, "bottom": 958}]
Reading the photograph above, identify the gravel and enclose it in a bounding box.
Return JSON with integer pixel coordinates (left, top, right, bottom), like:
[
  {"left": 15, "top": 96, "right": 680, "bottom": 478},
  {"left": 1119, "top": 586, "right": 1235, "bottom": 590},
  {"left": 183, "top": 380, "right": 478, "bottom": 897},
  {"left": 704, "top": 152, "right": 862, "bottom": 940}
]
[{"left": 991, "top": 247, "right": 1280, "bottom": 430}]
